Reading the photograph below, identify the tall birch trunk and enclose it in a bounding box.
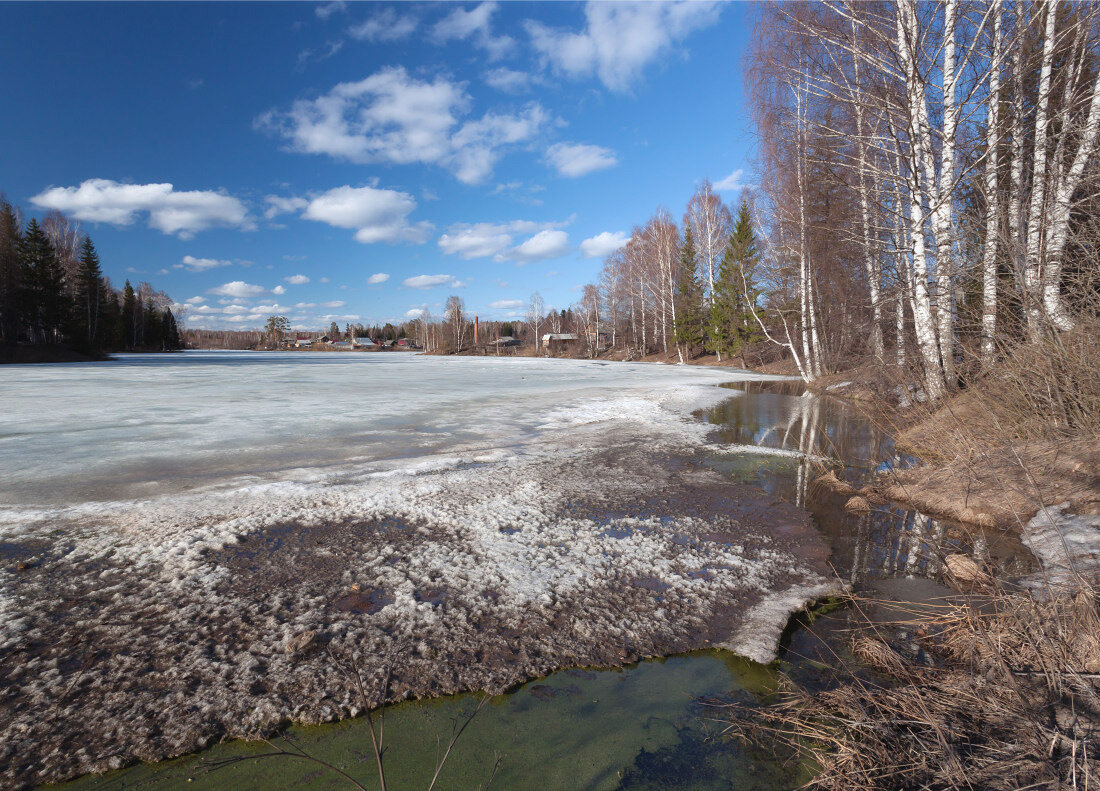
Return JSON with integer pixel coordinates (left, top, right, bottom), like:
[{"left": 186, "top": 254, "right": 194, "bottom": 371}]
[
  {"left": 981, "top": 1, "right": 1003, "bottom": 367},
  {"left": 1025, "top": 0, "right": 1057, "bottom": 335}
]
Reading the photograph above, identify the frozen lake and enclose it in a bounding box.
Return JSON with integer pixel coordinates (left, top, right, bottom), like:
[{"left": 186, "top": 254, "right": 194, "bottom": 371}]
[
  {"left": 0, "top": 352, "right": 838, "bottom": 786},
  {"left": 2, "top": 350, "right": 760, "bottom": 506}
]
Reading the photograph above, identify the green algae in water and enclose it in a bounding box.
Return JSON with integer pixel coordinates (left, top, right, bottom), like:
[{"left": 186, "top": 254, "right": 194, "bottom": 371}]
[{"left": 53, "top": 652, "right": 807, "bottom": 791}]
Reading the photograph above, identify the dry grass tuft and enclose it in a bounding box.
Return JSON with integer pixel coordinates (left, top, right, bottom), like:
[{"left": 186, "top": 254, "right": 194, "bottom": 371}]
[{"left": 710, "top": 587, "right": 1100, "bottom": 790}]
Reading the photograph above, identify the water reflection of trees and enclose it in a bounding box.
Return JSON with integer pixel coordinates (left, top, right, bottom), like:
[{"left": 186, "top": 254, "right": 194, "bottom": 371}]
[{"left": 707, "top": 388, "right": 1038, "bottom": 585}]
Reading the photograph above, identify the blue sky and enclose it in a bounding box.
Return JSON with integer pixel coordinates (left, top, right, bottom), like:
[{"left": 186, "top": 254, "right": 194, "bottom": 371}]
[{"left": 0, "top": 1, "right": 754, "bottom": 329}]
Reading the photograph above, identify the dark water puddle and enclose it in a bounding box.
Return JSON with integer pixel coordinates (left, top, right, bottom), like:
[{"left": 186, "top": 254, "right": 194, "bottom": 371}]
[{"left": 49, "top": 380, "right": 1036, "bottom": 791}]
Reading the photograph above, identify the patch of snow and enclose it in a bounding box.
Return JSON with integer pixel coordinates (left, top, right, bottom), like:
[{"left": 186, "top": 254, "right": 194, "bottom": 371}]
[{"left": 1020, "top": 503, "right": 1100, "bottom": 591}]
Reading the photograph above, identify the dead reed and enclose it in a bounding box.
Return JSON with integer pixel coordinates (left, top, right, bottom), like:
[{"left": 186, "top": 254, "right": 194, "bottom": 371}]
[{"left": 709, "top": 586, "right": 1100, "bottom": 790}]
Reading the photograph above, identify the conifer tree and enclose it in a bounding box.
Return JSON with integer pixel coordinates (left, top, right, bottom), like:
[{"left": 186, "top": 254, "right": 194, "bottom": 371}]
[
  {"left": 77, "top": 236, "right": 103, "bottom": 347},
  {"left": 20, "top": 219, "right": 68, "bottom": 344},
  {"left": 0, "top": 200, "right": 22, "bottom": 342},
  {"left": 673, "top": 226, "right": 706, "bottom": 357},
  {"left": 121, "top": 280, "right": 137, "bottom": 350},
  {"left": 164, "top": 308, "right": 180, "bottom": 350},
  {"left": 709, "top": 200, "right": 763, "bottom": 364}
]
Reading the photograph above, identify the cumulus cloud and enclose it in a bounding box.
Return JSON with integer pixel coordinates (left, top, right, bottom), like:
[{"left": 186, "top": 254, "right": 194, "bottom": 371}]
[
  {"left": 264, "top": 195, "right": 308, "bottom": 220},
  {"left": 347, "top": 8, "right": 417, "bottom": 41},
  {"left": 405, "top": 307, "right": 427, "bottom": 318},
  {"left": 302, "top": 184, "right": 433, "bottom": 244},
  {"left": 432, "top": 1, "right": 514, "bottom": 59},
  {"left": 489, "top": 298, "right": 524, "bottom": 309},
  {"left": 317, "top": 313, "right": 361, "bottom": 322},
  {"left": 403, "top": 274, "right": 463, "bottom": 289},
  {"left": 256, "top": 67, "right": 549, "bottom": 184},
  {"left": 285, "top": 274, "right": 310, "bottom": 284},
  {"left": 367, "top": 272, "right": 390, "bottom": 284},
  {"left": 483, "top": 67, "right": 535, "bottom": 94},
  {"left": 271, "top": 285, "right": 286, "bottom": 295},
  {"left": 511, "top": 229, "right": 570, "bottom": 263},
  {"left": 437, "top": 218, "right": 568, "bottom": 262},
  {"left": 714, "top": 167, "right": 748, "bottom": 191},
  {"left": 185, "top": 296, "right": 206, "bottom": 304},
  {"left": 526, "top": 1, "right": 723, "bottom": 91},
  {"left": 30, "top": 179, "right": 250, "bottom": 239},
  {"left": 176, "top": 255, "right": 232, "bottom": 272},
  {"left": 545, "top": 142, "right": 618, "bottom": 177},
  {"left": 208, "top": 281, "right": 267, "bottom": 298},
  {"left": 580, "top": 230, "right": 628, "bottom": 258}
]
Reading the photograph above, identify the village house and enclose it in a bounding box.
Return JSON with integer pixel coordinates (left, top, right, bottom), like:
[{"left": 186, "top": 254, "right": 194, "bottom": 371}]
[{"left": 542, "top": 333, "right": 581, "bottom": 354}]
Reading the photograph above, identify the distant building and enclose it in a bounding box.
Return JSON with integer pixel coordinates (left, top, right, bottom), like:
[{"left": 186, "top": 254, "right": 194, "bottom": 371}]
[
  {"left": 352, "top": 337, "right": 376, "bottom": 347},
  {"left": 542, "top": 333, "right": 581, "bottom": 354},
  {"left": 396, "top": 338, "right": 420, "bottom": 348},
  {"left": 331, "top": 341, "right": 352, "bottom": 349},
  {"left": 492, "top": 335, "right": 521, "bottom": 347},
  {"left": 294, "top": 334, "right": 314, "bottom": 348}
]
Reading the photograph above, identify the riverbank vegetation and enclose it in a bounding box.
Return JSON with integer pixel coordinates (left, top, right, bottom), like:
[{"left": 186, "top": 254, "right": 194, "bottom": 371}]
[{"left": 0, "top": 197, "right": 181, "bottom": 360}]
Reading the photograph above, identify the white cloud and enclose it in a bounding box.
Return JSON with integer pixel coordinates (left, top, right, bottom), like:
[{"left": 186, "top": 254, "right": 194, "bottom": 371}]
[
  {"left": 432, "top": 1, "right": 513, "bottom": 60},
  {"left": 321, "top": 300, "right": 346, "bottom": 308},
  {"left": 403, "top": 274, "right": 462, "bottom": 289},
  {"left": 484, "top": 67, "right": 535, "bottom": 94},
  {"left": 271, "top": 285, "right": 286, "bottom": 295},
  {"left": 367, "top": 272, "right": 390, "bottom": 284},
  {"left": 264, "top": 195, "right": 308, "bottom": 220},
  {"left": 30, "top": 178, "right": 250, "bottom": 239},
  {"left": 347, "top": 8, "right": 417, "bottom": 41},
  {"left": 545, "top": 142, "right": 618, "bottom": 177},
  {"left": 209, "top": 281, "right": 267, "bottom": 298},
  {"left": 405, "top": 307, "right": 427, "bottom": 318},
  {"left": 185, "top": 296, "right": 206, "bottom": 304},
  {"left": 526, "top": 1, "right": 723, "bottom": 91},
  {"left": 294, "top": 302, "right": 317, "bottom": 308},
  {"left": 256, "top": 67, "right": 549, "bottom": 184},
  {"left": 489, "top": 298, "right": 524, "bottom": 309},
  {"left": 714, "top": 168, "right": 748, "bottom": 191},
  {"left": 317, "top": 313, "right": 361, "bottom": 322},
  {"left": 438, "top": 219, "right": 568, "bottom": 261},
  {"left": 302, "top": 184, "right": 432, "bottom": 244},
  {"left": 580, "top": 230, "right": 628, "bottom": 258},
  {"left": 285, "top": 274, "right": 310, "bottom": 284},
  {"left": 511, "top": 229, "right": 570, "bottom": 263},
  {"left": 176, "top": 255, "right": 232, "bottom": 272},
  {"left": 315, "top": 1, "right": 346, "bottom": 20}
]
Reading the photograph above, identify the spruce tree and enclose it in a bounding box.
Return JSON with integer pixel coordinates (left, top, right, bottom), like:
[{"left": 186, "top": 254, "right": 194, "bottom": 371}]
[
  {"left": 121, "top": 280, "right": 137, "bottom": 350},
  {"left": 164, "top": 308, "right": 181, "bottom": 350},
  {"left": 20, "top": 219, "right": 68, "bottom": 344},
  {"left": 709, "top": 200, "right": 763, "bottom": 364},
  {"left": 77, "top": 236, "right": 103, "bottom": 347},
  {"left": 0, "top": 200, "right": 23, "bottom": 343},
  {"left": 673, "top": 226, "right": 706, "bottom": 356}
]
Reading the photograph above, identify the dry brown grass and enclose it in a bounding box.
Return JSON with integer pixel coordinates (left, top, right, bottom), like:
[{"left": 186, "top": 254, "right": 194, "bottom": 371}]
[{"left": 711, "top": 587, "right": 1100, "bottom": 790}]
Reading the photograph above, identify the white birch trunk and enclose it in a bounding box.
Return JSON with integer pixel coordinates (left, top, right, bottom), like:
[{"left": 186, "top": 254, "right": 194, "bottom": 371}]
[
  {"left": 981, "top": 1, "right": 1003, "bottom": 367},
  {"left": 1025, "top": 0, "right": 1057, "bottom": 334}
]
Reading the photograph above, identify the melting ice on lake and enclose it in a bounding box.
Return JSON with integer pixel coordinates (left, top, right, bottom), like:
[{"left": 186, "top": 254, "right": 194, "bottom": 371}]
[{"left": 0, "top": 352, "right": 839, "bottom": 786}]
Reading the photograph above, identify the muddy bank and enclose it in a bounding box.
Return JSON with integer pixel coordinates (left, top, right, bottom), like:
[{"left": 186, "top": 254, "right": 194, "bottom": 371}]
[{"left": 0, "top": 423, "right": 837, "bottom": 787}]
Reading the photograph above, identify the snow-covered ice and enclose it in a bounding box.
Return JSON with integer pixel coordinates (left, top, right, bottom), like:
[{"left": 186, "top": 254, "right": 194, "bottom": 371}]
[
  {"left": 1020, "top": 502, "right": 1100, "bottom": 590},
  {"left": 0, "top": 352, "right": 837, "bottom": 785}
]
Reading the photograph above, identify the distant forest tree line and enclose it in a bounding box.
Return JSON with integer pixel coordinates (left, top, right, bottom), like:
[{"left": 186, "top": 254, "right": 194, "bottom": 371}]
[{"left": 0, "top": 198, "right": 181, "bottom": 353}]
